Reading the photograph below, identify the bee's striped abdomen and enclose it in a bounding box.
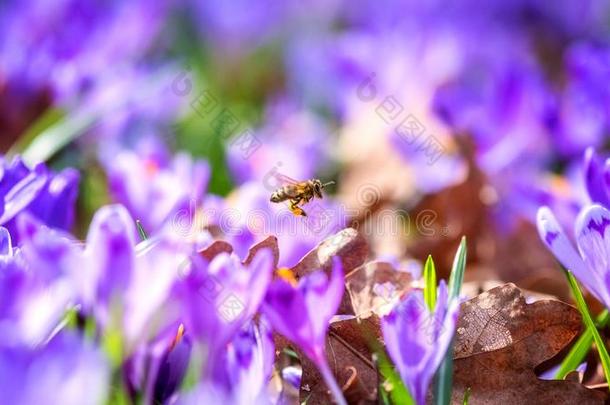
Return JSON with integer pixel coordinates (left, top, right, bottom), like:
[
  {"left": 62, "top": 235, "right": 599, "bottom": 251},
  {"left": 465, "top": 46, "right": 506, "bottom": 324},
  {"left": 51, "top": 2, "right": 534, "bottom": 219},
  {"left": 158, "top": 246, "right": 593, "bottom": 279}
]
[{"left": 270, "top": 185, "right": 296, "bottom": 202}]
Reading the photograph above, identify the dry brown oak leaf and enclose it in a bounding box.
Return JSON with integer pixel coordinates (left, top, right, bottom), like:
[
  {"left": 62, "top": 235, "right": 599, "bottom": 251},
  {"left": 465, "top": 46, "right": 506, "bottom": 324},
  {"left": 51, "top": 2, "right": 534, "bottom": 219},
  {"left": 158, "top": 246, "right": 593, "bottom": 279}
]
[
  {"left": 451, "top": 283, "right": 606, "bottom": 404},
  {"left": 301, "top": 317, "right": 381, "bottom": 405}
]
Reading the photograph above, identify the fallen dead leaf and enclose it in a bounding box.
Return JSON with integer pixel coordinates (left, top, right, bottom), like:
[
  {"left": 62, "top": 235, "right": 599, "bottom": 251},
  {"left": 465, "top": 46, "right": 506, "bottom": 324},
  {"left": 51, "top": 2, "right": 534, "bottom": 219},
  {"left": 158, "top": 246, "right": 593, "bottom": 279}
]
[
  {"left": 345, "top": 261, "right": 414, "bottom": 318},
  {"left": 198, "top": 240, "right": 233, "bottom": 261},
  {"left": 452, "top": 283, "right": 605, "bottom": 404},
  {"left": 305, "top": 317, "right": 381, "bottom": 405},
  {"left": 290, "top": 228, "right": 369, "bottom": 314},
  {"left": 291, "top": 228, "right": 369, "bottom": 279},
  {"left": 243, "top": 235, "right": 279, "bottom": 269}
]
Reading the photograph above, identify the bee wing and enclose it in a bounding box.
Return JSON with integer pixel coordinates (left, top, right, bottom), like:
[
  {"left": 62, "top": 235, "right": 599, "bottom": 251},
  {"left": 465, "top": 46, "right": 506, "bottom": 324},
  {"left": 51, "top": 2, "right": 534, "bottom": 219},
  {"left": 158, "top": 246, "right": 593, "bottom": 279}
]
[
  {"left": 270, "top": 172, "right": 309, "bottom": 197},
  {"left": 273, "top": 172, "right": 300, "bottom": 185}
]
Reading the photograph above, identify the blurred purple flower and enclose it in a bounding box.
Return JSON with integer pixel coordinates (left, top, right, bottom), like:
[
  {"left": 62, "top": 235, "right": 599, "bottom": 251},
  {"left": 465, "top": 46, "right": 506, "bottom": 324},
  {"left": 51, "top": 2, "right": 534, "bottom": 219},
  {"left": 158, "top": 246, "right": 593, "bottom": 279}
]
[
  {"left": 0, "top": 219, "right": 79, "bottom": 347},
  {"left": 174, "top": 249, "right": 273, "bottom": 369},
  {"left": 153, "top": 326, "right": 192, "bottom": 404},
  {"left": 189, "top": 0, "right": 341, "bottom": 56},
  {"left": 554, "top": 43, "right": 610, "bottom": 156},
  {"left": 190, "top": 0, "right": 288, "bottom": 53},
  {"left": 0, "top": 156, "right": 79, "bottom": 240},
  {"left": 0, "top": 0, "right": 167, "bottom": 97},
  {"left": 205, "top": 320, "right": 275, "bottom": 405},
  {"left": 126, "top": 323, "right": 191, "bottom": 405},
  {"left": 0, "top": 332, "right": 109, "bottom": 405},
  {"left": 226, "top": 98, "right": 330, "bottom": 186},
  {"left": 537, "top": 204, "right": 610, "bottom": 309},
  {"left": 106, "top": 149, "right": 209, "bottom": 236},
  {"left": 0, "top": 0, "right": 171, "bottom": 147},
  {"left": 262, "top": 261, "right": 343, "bottom": 365},
  {"left": 62, "top": 204, "right": 189, "bottom": 349},
  {"left": 381, "top": 281, "right": 460, "bottom": 405},
  {"left": 262, "top": 259, "right": 346, "bottom": 405},
  {"left": 583, "top": 147, "right": 610, "bottom": 207}
]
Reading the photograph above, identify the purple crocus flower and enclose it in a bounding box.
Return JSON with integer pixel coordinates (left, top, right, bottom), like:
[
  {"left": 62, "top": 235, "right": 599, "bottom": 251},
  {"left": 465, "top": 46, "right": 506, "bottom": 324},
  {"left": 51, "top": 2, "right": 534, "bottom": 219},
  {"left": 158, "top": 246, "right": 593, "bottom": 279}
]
[
  {"left": 554, "top": 43, "right": 610, "bottom": 156},
  {"left": 173, "top": 248, "right": 273, "bottom": 369},
  {"left": 0, "top": 0, "right": 171, "bottom": 150},
  {"left": 262, "top": 258, "right": 347, "bottom": 405},
  {"left": 0, "top": 218, "right": 79, "bottom": 347},
  {"left": 381, "top": 281, "right": 460, "bottom": 405},
  {"left": 583, "top": 147, "right": 610, "bottom": 207},
  {"left": 0, "top": 332, "right": 109, "bottom": 405},
  {"left": 205, "top": 320, "right": 275, "bottom": 405},
  {"left": 126, "top": 323, "right": 192, "bottom": 405},
  {"left": 68, "top": 204, "right": 189, "bottom": 350},
  {"left": 153, "top": 331, "right": 191, "bottom": 405},
  {"left": 226, "top": 98, "right": 331, "bottom": 186},
  {"left": 190, "top": 0, "right": 289, "bottom": 53},
  {"left": 0, "top": 156, "right": 79, "bottom": 240},
  {"left": 537, "top": 204, "right": 610, "bottom": 309},
  {"left": 106, "top": 148, "right": 209, "bottom": 236}
]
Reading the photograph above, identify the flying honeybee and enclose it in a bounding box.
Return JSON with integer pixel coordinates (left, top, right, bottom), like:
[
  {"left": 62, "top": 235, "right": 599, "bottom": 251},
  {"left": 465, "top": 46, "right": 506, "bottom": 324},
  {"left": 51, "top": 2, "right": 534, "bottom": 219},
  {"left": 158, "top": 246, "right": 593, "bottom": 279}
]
[{"left": 270, "top": 178, "right": 335, "bottom": 217}]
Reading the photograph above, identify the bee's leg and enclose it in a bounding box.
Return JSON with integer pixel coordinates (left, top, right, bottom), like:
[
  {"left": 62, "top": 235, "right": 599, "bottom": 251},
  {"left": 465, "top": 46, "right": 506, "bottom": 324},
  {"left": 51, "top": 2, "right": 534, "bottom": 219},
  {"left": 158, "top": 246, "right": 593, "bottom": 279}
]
[{"left": 289, "top": 199, "right": 307, "bottom": 217}]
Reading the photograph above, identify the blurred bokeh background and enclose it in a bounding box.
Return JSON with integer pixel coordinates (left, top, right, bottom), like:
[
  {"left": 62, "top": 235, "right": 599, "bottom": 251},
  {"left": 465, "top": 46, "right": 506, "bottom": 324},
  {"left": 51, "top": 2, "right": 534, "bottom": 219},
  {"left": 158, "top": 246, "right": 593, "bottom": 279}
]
[{"left": 4, "top": 0, "right": 610, "bottom": 302}]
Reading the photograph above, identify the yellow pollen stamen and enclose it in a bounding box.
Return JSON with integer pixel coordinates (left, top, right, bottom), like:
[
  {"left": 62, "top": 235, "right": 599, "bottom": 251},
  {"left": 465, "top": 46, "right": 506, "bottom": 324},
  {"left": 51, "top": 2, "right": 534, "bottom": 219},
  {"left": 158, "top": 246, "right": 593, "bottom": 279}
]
[
  {"left": 277, "top": 267, "right": 298, "bottom": 287},
  {"left": 169, "top": 323, "right": 185, "bottom": 351}
]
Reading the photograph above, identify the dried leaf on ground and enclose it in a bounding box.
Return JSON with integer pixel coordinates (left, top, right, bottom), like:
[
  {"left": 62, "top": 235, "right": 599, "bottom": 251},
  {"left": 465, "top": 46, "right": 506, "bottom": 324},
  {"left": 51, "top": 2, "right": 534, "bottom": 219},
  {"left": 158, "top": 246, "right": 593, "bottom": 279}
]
[
  {"left": 452, "top": 283, "right": 606, "bottom": 404},
  {"left": 291, "top": 228, "right": 369, "bottom": 279},
  {"left": 198, "top": 240, "right": 233, "bottom": 261},
  {"left": 345, "top": 261, "right": 414, "bottom": 318},
  {"left": 243, "top": 235, "right": 279, "bottom": 268}
]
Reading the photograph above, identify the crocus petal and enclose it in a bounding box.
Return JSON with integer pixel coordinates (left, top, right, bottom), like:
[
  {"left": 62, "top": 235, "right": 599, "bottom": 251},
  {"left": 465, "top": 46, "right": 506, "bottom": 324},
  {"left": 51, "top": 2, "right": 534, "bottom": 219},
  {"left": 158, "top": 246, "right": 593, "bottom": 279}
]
[
  {"left": 2, "top": 332, "right": 110, "bottom": 405},
  {"left": 263, "top": 262, "right": 342, "bottom": 365},
  {"left": 8, "top": 215, "right": 79, "bottom": 345},
  {"left": 584, "top": 147, "right": 610, "bottom": 206},
  {"left": 28, "top": 168, "right": 80, "bottom": 231},
  {"left": 575, "top": 204, "right": 610, "bottom": 308},
  {"left": 429, "top": 296, "right": 461, "bottom": 380},
  {"left": 382, "top": 292, "right": 430, "bottom": 404},
  {"left": 179, "top": 248, "right": 273, "bottom": 356},
  {"left": 85, "top": 205, "right": 136, "bottom": 314},
  {"left": 537, "top": 207, "right": 590, "bottom": 282},
  {"left": 214, "top": 321, "right": 275, "bottom": 405},
  {"left": 0, "top": 227, "right": 11, "bottom": 257},
  {"left": 303, "top": 257, "right": 344, "bottom": 348},
  {"left": 153, "top": 335, "right": 192, "bottom": 404},
  {"left": 241, "top": 248, "right": 274, "bottom": 322},
  {"left": 0, "top": 167, "right": 48, "bottom": 224},
  {"left": 262, "top": 279, "right": 311, "bottom": 351},
  {"left": 124, "top": 238, "right": 186, "bottom": 346},
  {"left": 431, "top": 280, "right": 449, "bottom": 339}
]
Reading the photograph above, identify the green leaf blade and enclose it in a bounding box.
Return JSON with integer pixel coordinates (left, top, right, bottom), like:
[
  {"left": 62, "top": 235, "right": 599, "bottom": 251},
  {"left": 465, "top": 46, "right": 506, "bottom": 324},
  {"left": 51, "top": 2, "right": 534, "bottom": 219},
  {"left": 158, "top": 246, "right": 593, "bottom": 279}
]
[
  {"left": 556, "top": 310, "right": 609, "bottom": 379},
  {"left": 435, "top": 237, "right": 467, "bottom": 405},
  {"left": 424, "top": 255, "right": 437, "bottom": 311},
  {"left": 566, "top": 272, "right": 610, "bottom": 391}
]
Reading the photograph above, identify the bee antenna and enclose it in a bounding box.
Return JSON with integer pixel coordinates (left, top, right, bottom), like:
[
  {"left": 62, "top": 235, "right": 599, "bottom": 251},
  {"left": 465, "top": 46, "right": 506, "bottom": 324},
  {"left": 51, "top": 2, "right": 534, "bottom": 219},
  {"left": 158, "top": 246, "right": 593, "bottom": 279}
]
[{"left": 322, "top": 181, "right": 335, "bottom": 188}]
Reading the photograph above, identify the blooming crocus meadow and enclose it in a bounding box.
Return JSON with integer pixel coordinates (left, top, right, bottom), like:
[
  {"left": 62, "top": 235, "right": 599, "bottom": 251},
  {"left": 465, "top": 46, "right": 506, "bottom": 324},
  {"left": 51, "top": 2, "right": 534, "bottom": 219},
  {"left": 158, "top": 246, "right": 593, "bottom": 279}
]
[{"left": 5, "top": 1, "right": 610, "bottom": 404}]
